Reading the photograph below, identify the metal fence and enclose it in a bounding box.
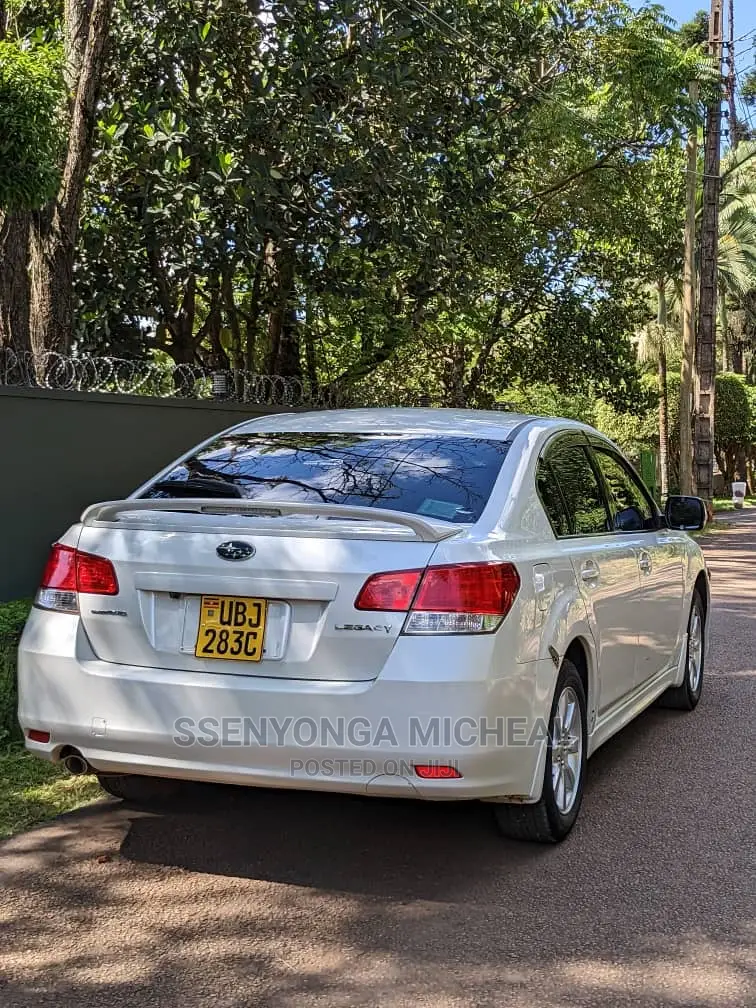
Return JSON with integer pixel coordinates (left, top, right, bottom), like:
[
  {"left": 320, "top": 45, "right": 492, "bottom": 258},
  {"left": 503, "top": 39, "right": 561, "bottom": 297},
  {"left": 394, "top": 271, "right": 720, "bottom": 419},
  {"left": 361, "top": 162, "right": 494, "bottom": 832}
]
[{"left": 0, "top": 348, "right": 345, "bottom": 407}]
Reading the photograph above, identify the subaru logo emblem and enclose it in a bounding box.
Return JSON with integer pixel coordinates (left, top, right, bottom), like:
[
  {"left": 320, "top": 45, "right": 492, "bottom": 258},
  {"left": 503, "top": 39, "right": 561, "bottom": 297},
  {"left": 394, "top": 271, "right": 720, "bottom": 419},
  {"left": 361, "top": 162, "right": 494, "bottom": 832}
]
[{"left": 216, "top": 541, "right": 256, "bottom": 561}]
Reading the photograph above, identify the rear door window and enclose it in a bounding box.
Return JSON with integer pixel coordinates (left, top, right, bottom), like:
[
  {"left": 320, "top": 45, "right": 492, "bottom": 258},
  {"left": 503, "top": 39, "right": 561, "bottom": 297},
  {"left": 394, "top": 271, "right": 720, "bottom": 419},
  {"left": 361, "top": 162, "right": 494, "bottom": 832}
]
[
  {"left": 548, "top": 445, "right": 611, "bottom": 536},
  {"left": 142, "top": 433, "right": 511, "bottom": 524},
  {"left": 592, "top": 448, "right": 657, "bottom": 532}
]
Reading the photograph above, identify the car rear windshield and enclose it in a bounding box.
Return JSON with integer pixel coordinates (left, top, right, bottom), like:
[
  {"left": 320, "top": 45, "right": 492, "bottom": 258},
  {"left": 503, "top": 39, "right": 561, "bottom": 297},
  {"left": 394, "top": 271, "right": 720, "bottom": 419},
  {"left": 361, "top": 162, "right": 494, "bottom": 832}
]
[{"left": 141, "top": 432, "right": 511, "bottom": 523}]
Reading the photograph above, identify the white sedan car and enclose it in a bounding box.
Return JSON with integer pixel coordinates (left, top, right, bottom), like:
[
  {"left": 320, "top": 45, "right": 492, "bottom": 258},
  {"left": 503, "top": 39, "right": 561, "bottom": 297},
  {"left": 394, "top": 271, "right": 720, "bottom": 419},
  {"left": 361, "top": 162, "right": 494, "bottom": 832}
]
[{"left": 18, "top": 409, "right": 709, "bottom": 842}]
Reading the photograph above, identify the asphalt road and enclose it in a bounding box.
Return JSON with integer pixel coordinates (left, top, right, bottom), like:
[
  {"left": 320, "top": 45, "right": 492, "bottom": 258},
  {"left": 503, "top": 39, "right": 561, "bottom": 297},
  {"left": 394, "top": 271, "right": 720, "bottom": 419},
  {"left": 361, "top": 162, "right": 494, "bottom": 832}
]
[{"left": 1, "top": 516, "right": 755, "bottom": 1008}]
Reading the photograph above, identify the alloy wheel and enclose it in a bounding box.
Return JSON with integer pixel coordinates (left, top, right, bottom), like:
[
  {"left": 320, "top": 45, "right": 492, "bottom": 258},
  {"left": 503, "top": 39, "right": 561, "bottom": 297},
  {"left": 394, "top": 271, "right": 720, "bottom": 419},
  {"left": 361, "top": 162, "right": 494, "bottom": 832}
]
[
  {"left": 550, "top": 686, "right": 583, "bottom": 815},
  {"left": 688, "top": 606, "right": 703, "bottom": 694}
]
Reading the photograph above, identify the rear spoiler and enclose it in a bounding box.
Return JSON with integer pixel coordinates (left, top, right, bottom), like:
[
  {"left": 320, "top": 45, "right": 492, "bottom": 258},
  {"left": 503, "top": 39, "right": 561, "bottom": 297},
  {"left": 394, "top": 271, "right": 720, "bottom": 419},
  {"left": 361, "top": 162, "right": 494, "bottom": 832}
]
[{"left": 80, "top": 499, "right": 463, "bottom": 543}]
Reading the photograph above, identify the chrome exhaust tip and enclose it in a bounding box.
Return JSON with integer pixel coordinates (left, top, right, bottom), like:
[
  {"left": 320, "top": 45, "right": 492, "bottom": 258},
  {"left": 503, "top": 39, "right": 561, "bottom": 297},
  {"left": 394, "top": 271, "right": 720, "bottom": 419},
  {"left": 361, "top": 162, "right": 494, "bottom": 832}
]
[{"left": 62, "top": 752, "right": 90, "bottom": 776}]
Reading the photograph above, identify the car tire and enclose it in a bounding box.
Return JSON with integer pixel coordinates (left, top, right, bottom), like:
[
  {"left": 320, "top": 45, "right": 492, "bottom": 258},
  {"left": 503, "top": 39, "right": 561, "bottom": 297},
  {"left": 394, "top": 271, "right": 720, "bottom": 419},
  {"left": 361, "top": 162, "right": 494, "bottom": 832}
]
[
  {"left": 97, "top": 773, "right": 180, "bottom": 805},
  {"left": 656, "top": 592, "right": 705, "bottom": 711},
  {"left": 493, "top": 659, "right": 587, "bottom": 844}
]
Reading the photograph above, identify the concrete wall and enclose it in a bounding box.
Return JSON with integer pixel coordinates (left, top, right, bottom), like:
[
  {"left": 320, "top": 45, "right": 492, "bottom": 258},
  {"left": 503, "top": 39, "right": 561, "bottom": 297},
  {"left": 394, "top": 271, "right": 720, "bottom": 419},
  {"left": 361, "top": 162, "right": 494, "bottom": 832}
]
[{"left": 0, "top": 388, "right": 295, "bottom": 601}]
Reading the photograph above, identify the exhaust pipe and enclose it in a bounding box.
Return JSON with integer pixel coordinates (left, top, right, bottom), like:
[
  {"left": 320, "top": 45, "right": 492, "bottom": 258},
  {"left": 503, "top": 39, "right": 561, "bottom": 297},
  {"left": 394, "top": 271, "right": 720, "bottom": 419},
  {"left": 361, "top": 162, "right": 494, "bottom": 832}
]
[{"left": 62, "top": 752, "right": 90, "bottom": 776}]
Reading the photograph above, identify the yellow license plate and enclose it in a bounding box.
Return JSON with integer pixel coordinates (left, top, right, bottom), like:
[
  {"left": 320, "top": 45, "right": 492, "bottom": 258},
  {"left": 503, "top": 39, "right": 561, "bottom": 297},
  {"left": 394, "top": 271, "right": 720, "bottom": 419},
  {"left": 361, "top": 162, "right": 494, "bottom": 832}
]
[{"left": 195, "top": 595, "right": 267, "bottom": 661}]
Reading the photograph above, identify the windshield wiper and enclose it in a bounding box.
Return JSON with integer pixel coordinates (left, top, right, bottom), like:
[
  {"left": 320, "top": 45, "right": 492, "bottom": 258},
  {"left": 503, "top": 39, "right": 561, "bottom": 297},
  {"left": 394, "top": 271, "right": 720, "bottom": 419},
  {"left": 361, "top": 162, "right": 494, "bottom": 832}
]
[{"left": 148, "top": 476, "right": 243, "bottom": 499}]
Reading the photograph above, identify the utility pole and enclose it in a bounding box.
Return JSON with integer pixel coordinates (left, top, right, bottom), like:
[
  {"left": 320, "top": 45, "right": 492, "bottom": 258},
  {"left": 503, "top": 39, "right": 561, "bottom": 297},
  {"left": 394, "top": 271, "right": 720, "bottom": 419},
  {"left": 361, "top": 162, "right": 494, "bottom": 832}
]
[
  {"left": 726, "top": 0, "right": 737, "bottom": 149},
  {"left": 694, "top": 0, "right": 724, "bottom": 504},
  {"left": 680, "top": 82, "right": 699, "bottom": 497}
]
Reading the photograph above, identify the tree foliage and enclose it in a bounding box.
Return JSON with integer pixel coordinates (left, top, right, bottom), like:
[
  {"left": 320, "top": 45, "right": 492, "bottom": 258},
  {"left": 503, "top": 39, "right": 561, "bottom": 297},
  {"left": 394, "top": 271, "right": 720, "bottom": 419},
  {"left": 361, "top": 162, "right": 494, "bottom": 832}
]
[
  {"left": 0, "top": 41, "right": 63, "bottom": 211},
  {"left": 64, "top": 0, "right": 707, "bottom": 407},
  {"left": 715, "top": 373, "right": 752, "bottom": 483}
]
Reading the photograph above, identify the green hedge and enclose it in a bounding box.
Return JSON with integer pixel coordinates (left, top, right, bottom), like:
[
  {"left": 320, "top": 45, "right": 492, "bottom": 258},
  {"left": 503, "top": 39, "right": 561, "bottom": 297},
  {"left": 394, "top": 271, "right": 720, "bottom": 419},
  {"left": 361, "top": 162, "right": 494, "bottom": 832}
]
[{"left": 0, "top": 600, "right": 32, "bottom": 744}]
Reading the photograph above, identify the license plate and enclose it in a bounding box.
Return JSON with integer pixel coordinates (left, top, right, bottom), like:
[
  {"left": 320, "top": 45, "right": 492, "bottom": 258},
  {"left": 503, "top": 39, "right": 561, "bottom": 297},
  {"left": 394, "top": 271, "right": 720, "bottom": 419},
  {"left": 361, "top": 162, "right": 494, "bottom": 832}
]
[{"left": 195, "top": 595, "right": 267, "bottom": 661}]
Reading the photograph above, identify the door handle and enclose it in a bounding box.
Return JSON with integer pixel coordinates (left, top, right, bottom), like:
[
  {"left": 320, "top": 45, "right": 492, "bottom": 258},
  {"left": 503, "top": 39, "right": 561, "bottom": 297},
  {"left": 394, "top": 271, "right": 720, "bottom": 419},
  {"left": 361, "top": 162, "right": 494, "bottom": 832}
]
[
  {"left": 638, "top": 552, "right": 652, "bottom": 574},
  {"left": 580, "top": 560, "right": 600, "bottom": 582}
]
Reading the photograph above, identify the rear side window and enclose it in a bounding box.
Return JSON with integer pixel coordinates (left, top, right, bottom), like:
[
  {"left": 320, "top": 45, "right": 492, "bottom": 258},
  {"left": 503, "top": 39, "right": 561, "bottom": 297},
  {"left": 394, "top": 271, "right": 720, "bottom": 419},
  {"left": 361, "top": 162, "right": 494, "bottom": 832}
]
[
  {"left": 536, "top": 461, "right": 570, "bottom": 537},
  {"left": 592, "top": 448, "right": 657, "bottom": 532},
  {"left": 142, "top": 433, "right": 511, "bottom": 524},
  {"left": 548, "top": 446, "right": 610, "bottom": 536}
]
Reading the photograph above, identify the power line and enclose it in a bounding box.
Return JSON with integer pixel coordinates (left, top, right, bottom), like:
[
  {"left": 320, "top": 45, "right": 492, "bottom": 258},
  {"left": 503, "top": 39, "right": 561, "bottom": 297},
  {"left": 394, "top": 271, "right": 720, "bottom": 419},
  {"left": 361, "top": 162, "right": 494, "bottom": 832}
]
[
  {"left": 733, "top": 26, "right": 756, "bottom": 43},
  {"left": 733, "top": 63, "right": 756, "bottom": 134},
  {"left": 732, "top": 42, "right": 755, "bottom": 61}
]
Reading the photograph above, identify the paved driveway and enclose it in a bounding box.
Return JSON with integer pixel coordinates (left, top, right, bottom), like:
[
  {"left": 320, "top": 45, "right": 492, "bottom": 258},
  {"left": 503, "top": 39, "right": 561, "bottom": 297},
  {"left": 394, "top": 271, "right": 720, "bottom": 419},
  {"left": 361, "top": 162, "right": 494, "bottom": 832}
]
[{"left": 1, "top": 517, "right": 755, "bottom": 1007}]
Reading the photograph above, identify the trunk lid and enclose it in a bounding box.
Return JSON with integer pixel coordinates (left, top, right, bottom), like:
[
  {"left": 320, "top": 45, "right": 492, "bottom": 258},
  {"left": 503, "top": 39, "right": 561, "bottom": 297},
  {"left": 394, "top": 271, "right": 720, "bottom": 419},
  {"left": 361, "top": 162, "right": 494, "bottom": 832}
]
[{"left": 75, "top": 499, "right": 459, "bottom": 682}]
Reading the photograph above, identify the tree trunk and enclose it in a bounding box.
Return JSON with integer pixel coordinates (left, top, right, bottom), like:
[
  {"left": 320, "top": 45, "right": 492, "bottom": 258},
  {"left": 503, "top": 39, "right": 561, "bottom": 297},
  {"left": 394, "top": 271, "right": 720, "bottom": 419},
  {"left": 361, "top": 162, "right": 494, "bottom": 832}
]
[
  {"left": 0, "top": 0, "right": 113, "bottom": 359},
  {"left": 28, "top": 207, "right": 77, "bottom": 355},
  {"left": 718, "top": 290, "right": 730, "bottom": 372},
  {"left": 732, "top": 338, "right": 744, "bottom": 374},
  {"left": 266, "top": 244, "right": 295, "bottom": 375},
  {"left": 168, "top": 274, "right": 198, "bottom": 366},
  {"left": 679, "top": 82, "right": 698, "bottom": 495},
  {"left": 735, "top": 445, "right": 748, "bottom": 490},
  {"left": 244, "top": 251, "right": 264, "bottom": 374},
  {"left": 657, "top": 281, "right": 670, "bottom": 499},
  {"left": 445, "top": 343, "right": 467, "bottom": 408},
  {"left": 277, "top": 308, "right": 302, "bottom": 380},
  {"left": 303, "top": 307, "right": 318, "bottom": 393},
  {"left": 221, "top": 266, "right": 244, "bottom": 397},
  {"left": 0, "top": 213, "right": 33, "bottom": 356}
]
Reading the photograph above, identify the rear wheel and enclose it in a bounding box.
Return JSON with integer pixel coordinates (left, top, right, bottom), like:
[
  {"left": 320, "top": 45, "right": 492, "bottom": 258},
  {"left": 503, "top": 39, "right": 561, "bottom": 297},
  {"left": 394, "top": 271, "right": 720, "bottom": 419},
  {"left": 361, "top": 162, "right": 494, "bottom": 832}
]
[
  {"left": 656, "top": 593, "right": 705, "bottom": 711},
  {"left": 493, "top": 659, "right": 587, "bottom": 843},
  {"left": 97, "top": 773, "right": 180, "bottom": 805}
]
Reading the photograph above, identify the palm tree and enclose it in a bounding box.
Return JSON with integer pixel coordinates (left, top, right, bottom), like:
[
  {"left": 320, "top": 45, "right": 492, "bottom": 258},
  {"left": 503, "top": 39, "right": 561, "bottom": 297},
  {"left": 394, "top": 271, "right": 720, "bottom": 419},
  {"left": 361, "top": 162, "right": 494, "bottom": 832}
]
[{"left": 716, "top": 144, "right": 756, "bottom": 371}]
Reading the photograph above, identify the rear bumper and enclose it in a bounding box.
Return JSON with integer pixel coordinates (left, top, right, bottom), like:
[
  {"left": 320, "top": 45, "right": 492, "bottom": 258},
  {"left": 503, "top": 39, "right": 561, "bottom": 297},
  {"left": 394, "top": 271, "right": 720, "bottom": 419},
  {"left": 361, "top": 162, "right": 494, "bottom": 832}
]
[{"left": 18, "top": 611, "right": 557, "bottom": 802}]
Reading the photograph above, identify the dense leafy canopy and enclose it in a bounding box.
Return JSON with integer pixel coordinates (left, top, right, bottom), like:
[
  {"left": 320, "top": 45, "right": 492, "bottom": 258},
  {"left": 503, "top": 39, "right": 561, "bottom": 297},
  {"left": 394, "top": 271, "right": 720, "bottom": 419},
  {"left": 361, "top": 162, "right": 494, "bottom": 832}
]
[
  {"left": 0, "top": 41, "right": 63, "bottom": 211},
  {"left": 64, "top": 0, "right": 708, "bottom": 409},
  {"left": 4, "top": 0, "right": 756, "bottom": 495}
]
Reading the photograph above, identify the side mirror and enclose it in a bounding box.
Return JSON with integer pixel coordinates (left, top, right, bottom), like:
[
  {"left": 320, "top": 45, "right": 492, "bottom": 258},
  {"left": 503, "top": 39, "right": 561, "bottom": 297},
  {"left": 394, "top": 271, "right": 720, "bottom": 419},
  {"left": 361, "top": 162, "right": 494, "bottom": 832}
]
[{"left": 665, "top": 495, "right": 707, "bottom": 531}]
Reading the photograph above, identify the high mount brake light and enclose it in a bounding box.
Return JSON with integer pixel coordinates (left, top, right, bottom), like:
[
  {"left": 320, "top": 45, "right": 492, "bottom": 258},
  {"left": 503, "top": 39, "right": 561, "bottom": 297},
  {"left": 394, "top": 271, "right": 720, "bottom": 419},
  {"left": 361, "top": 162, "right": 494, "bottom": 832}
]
[
  {"left": 356, "top": 562, "right": 520, "bottom": 635},
  {"left": 36, "top": 544, "right": 119, "bottom": 613}
]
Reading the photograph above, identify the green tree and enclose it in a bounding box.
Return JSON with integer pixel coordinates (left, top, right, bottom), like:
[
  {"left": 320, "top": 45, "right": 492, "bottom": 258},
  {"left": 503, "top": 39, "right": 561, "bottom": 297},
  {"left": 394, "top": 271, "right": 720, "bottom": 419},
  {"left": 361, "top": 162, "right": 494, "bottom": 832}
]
[
  {"left": 714, "top": 373, "right": 752, "bottom": 484},
  {"left": 70, "top": 0, "right": 705, "bottom": 407},
  {"left": 677, "top": 10, "right": 709, "bottom": 50},
  {"left": 0, "top": 41, "right": 63, "bottom": 211}
]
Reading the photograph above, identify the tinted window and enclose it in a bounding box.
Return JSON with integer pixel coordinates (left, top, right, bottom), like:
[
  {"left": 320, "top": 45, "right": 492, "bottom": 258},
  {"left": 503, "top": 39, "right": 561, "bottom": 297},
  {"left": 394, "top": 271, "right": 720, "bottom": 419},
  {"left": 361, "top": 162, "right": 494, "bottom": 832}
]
[
  {"left": 593, "top": 448, "right": 656, "bottom": 532},
  {"left": 548, "top": 446, "right": 610, "bottom": 536},
  {"left": 536, "top": 461, "right": 570, "bottom": 537},
  {"left": 142, "top": 433, "right": 510, "bottom": 524}
]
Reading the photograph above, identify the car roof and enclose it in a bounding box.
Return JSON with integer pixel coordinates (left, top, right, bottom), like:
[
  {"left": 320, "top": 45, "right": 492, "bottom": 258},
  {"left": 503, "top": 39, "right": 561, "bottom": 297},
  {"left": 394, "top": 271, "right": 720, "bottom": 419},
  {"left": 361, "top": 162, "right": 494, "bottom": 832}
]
[{"left": 235, "top": 408, "right": 589, "bottom": 440}]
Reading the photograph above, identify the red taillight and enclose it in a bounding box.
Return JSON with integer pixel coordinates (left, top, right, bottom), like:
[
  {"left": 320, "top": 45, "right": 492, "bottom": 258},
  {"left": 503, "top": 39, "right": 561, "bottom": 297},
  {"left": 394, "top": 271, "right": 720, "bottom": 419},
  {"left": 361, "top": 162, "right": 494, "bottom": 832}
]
[
  {"left": 355, "top": 562, "right": 520, "bottom": 634},
  {"left": 413, "top": 562, "right": 520, "bottom": 615},
  {"left": 40, "top": 544, "right": 77, "bottom": 592},
  {"left": 75, "top": 551, "right": 119, "bottom": 595},
  {"left": 39, "top": 544, "right": 119, "bottom": 606},
  {"left": 414, "top": 764, "right": 463, "bottom": 780},
  {"left": 355, "top": 569, "right": 423, "bottom": 611}
]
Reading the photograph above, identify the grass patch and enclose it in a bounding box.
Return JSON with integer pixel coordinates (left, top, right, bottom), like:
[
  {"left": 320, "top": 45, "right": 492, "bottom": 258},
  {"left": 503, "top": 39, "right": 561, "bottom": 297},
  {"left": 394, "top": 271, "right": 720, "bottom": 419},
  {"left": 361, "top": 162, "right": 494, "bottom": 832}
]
[
  {"left": 0, "top": 745, "right": 102, "bottom": 840},
  {"left": 712, "top": 496, "right": 755, "bottom": 513},
  {"left": 0, "top": 599, "right": 32, "bottom": 744},
  {"left": 0, "top": 599, "right": 101, "bottom": 840}
]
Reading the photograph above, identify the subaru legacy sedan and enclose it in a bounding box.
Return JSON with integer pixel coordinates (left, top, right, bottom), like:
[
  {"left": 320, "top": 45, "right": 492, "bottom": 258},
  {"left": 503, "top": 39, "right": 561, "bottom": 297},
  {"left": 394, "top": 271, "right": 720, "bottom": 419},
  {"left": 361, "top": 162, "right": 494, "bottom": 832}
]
[{"left": 18, "top": 409, "right": 708, "bottom": 842}]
